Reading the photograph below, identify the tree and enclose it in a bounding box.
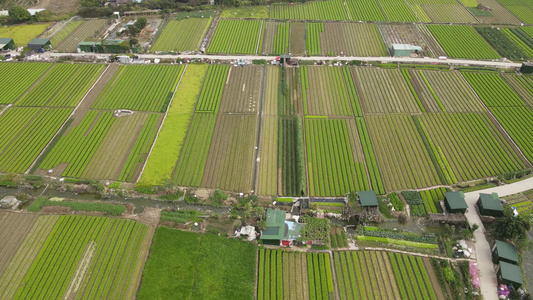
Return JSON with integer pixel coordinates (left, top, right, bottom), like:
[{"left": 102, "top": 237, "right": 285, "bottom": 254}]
[
  {"left": 8, "top": 5, "right": 30, "bottom": 22},
  {"left": 134, "top": 17, "right": 147, "bottom": 30},
  {"left": 494, "top": 206, "right": 531, "bottom": 245},
  {"left": 129, "top": 38, "right": 139, "bottom": 47},
  {"left": 128, "top": 25, "right": 140, "bottom": 37}
]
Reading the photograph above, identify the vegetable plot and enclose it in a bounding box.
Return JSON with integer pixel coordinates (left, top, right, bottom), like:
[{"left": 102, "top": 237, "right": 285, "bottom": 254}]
[
  {"left": 152, "top": 18, "right": 212, "bottom": 52},
  {"left": 269, "top": 0, "right": 348, "bottom": 21},
  {"left": 0, "top": 63, "right": 51, "bottom": 105},
  {"left": 428, "top": 25, "right": 500, "bottom": 59},
  {"left": 207, "top": 20, "right": 263, "bottom": 54}
]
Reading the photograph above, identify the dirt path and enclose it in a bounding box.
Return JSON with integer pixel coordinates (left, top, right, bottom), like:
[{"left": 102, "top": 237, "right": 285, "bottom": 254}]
[{"left": 463, "top": 177, "right": 533, "bottom": 300}]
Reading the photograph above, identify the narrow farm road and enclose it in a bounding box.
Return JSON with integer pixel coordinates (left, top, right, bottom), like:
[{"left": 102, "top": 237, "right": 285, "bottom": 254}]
[
  {"left": 43, "top": 52, "right": 522, "bottom": 69},
  {"left": 464, "top": 177, "right": 533, "bottom": 300}
]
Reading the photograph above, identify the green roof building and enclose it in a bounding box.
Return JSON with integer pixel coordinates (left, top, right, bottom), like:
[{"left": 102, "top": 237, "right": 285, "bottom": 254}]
[
  {"left": 492, "top": 240, "right": 519, "bottom": 265},
  {"left": 27, "top": 39, "right": 51, "bottom": 51},
  {"left": 359, "top": 191, "right": 378, "bottom": 207},
  {"left": 477, "top": 193, "right": 503, "bottom": 217},
  {"left": 78, "top": 39, "right": 127, "bottom": 54},
  {"left": 392, "top": 44, "right": 423, "bottom": 57},
  {"left": 444, "top": 192, "right": 468, "bottom": 213},
  {"left": 260, "top": 209, "right": 286, "bottom": 245},
  {"left": 0, "top": 38, "right": 15, "bottom": 50},
  {"left": 497, "top": 261, "right": 523, "bottom": 290}
]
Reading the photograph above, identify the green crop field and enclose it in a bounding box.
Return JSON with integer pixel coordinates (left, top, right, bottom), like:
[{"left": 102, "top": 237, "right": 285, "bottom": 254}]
[
  {"left": 49, "top": 20, "right": 83, "bottom": 47},
  {"left": 269, "top": 0, "right": 348, "bottom": 20},
  {"left": 476, "top": 27, "right": 530, "bottom": 60},
  {"left": 207, "top": 20, "right": 263, "bottom": 54},
  {"left": 258, "top": 249, "right": 334, "bottom": 300},
  {"left": 496, "top": 0, "right": 533, "bottom": 23},
  {"left": 333, "top": 251, "right": 441, "bottom": 299},
  {"left": 345, "top": 0, "right": 386, "bottom": 21},
  {"left": 0, "top": 107, "right": 72, "bottom": 174},
  {"left": 0, "top": 213, "right": 152, "bottom": 300},
  {"left": 502, "top": 28, "right": 533, "bottom": 58},
  {"left": 91, "top": 65, "right": 184, "bottom": 112},
  {"left": 152, "top": 18, "right": 212, "bottom": 52},
  {"left": 428, "top": 25, "right": 500, "bottom": 59},
  {"left": 378, "top": 0, "right": 420, "bottom": 22},
  {"left": 306, "top": 119, "right": 369, "bottom": 197},
  {"left": 138, "top": 227, "right": 256, "bottom": 299},
  {"left": 0, "top": 63, "right": 51, "bottom": 104},
  {"left": 16, "top": 64, "right": 105, "bottom": 107},
  {"left": 0, "top": 23, "right": 50, "bottom": 46},
  {"left": 261, "top": 21, "right": 290, "bottom": 55}
]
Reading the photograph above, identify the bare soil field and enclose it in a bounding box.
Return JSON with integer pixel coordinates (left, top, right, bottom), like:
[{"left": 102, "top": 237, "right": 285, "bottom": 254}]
[
  {"left": 380, "top": 24, "right": 433, "bottom": 57},
  {"left": 290, "top": 22, "right": 306, "bottom": 56},
  {"left": 0, "top": 212, "right": 38, "bottom": 276},
  {"left": 55, "top": 19, "right": 109, "bottom": 52},
  {"left": 220, "top": 66, "right": 263, "bottom": 114}
]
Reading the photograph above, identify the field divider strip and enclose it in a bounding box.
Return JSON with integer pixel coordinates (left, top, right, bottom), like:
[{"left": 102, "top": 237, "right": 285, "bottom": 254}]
[
  {"left": 256, "top": 20, "right": 264, "bottom": 55},
  {"left": 136, "top": 64, "right": 188, "bottom": 183},
  {"left": 25, "top": 64, "right": 111, "bottom": 174},
  {"left": 459, "top": 71, "right": 532, "bottom": 168}
]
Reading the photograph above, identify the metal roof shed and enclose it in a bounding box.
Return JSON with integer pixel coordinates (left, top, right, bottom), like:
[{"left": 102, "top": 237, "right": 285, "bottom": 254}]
[
  {"left": 27, "top": 39, "right": 51, "bottom": 51},
  {"left": 260, "top": 208, "right": 287, "bottom": 245},
  {"left": 0, "top": 38, "right": 14, "bottom": 50},
  {"left": 497, "top": 261, "right": 523, "bottom": 290},
  {"left": 492, "top": 240, "right": 519, "bottom": 265},
  {"left": 477, "top": 193, "right": 503, "bottom": 217},
  {"left": 392, "top": 44, "right": 423, "bottom": 57},
  {"left": 445, "top": 192, "right": 468, "bottom": 213},
  {"left": 359, "top": 191, "right": 378, "bottom": 207}
]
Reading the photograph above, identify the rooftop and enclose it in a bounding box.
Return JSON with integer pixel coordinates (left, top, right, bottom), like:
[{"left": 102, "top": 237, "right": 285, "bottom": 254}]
[
  {"left": 479, "top": 193, "right": 503, "bottom": 211},
  {"left": 445, "top": 191, "right": 468, "bottom": 210},
  {"left": 499, "top": 261, "right": 524, "bottom": 285},
  {"left": 495, "top": 240, "right": 519, "bottom": 263},
  {"left": 359, "top": 191, "right": 378, "bottom": 207}
]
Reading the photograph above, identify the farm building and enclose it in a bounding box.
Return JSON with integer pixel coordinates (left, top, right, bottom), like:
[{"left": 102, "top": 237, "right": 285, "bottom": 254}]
[
  {"left": 358, "top": 191, "right": 378, "bottom": 208},
  {"left": 392, "top": 44, "right": 423, "bottom": 57},
  {"left": 497, "top": 261, "right": 523, "bottom": 290},
  {"left": 477, "top": 193, "right": 503, "bottom": 217},
  {"left": 260, "top": 208, "right": 303, "bottom": 246},
  {"left": 27, "top": 39, "right": 51, "bottom": 52},
  {"left": 444, "top": 192, "right": 468, "bottom": 214},
  {"left": 492, "top": 240, "right": 519, "bottom": 265},
  {"left": 78, "top": 39, "right": 127, "bottom": 53},
  {"left": 520, "top": 62, "right": 533, "bottom": 74},
  {"left": 0, "top": 38, "right": 15, "bottom": 50},
  {"left": 260, "top": 208, "right": 287, "bottom": 245}
]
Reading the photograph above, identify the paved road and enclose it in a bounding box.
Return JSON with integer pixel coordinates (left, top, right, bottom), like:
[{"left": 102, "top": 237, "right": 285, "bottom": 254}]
[
  {"left": 464, "top": 177, "right": 533, "bottom": 300},
  {"left": 44, "top": 52, "right": 522, "bottom": 69}
]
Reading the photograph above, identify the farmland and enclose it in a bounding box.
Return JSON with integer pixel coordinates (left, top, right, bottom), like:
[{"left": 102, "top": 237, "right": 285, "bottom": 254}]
[
  {"left": 54, "top": 19, "right": 109, "bottom": 52},
  {"left": 49, "top": 20, "right": 83, "bottom": 47},
  {"left": 428, "top": 25, "right": 500, "bottom": 59},
  {"left": 377, "top": 0, "right": 419, "bottom": 22},
  {"left": 269, "top": 0, "right": 348, "bottom": 20},
  {"left": 0, "top": 23, "right": 50, "bottom": 46},
  {"left": 207, "top": 19, "right": 263, "bottom": 54},
  {"left": 261, "top": 21, "right": 289, "bottom": 55},
  {"left": 333, "top": 251, "right": 442, "bottom": 299},
  {"left": 0, "top": 212, "right": 152, "bottom": 300},
  {"left": 151, "top": 18, "right": 212, "bottom": 52},
  {"left": 138, "top": 227, "right": 256, "bottom": 299},
  {"left": 92, "top": 64, "right": 184, "bottom": 112},
  {"left": 345, "top": 0, "right": 386, "bottom": 21},
  {"left": 258, "top": 249, "right": 334, "bottom": 300},
  {"left": 476, "top": 26, "right": 530, "bottom": 60},
  {"left": 0, "top": 63, "right": 51, "bottom": 104}
]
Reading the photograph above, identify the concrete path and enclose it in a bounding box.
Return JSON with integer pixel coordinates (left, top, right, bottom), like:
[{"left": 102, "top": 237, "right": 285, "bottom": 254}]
[
  {"left": 42, "top": 52, "right": 522, "bottom": 69},
  {"left": 464, "top": 177, "right": 533, "bottom": 300}
]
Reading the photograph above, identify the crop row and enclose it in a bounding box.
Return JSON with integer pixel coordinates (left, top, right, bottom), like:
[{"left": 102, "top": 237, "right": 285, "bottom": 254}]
[
  {"left": 279, "top": 117, "right": 305, "bottom": 196},
  {"left": 258, "top": 250, "right": 310, "bottom": 299},
  {"left": 40, "top": 111, "right": 115, "bottom": 178},
  {"left": 388, "top": 252, "right": 437, "bottom": 300},
  {"left": 173, "top": 113, "right": 217, "bottom": 186},
  {"left": 306, "top": 23, "right": 323, "bottom": 56},
  {"left": 208, "top": 19, "right": 263, "bottom": 54},
  {"left": 195, "top": 65, "right": 228, "bottom": 113},
  {"left": 269, "top": 0, "right": 348, "bottom": 21},
  {"left": 428, "top": 25, "right": 500, "bottom": 59},
  {"left": 462, "top": 71, "right": 525, "bottom": 107},
  {"left": 0, "top": 63, "right": 51, "bottom": 105},
  {"left": 0, "top": 107, "right": 72, "bottom": 174},
  {"left": 13, "top": 216, "right": 148, "bottom": 299},
  {"left": 304, "top": 67, "right": 354, "bottom": 116},
  {"left": 505, "top": 28, "right": 533, "bottom": 57},
  {"left": 355, "top": 118, "right": 385, "bottom": 194},
  {"left": 273, "top": 22, "right": 289, "bottom": 55},
  {"left": 92, "top": 65, "right": 184, "bottom": 112},
  {"left": 305, "top": 119, "right": 369, "bottom": 197},
  {"left": 418, "top": 113, "right": 524, "bottom": 181},
  {"left": 476, "top": 26, "right": 530, "bottom": 60},
  {"left": 491, "top": 107, "right": 533, "bottom": 163},
  {"left": 152, "top": 18, "right": 211, "bottom": 52},
  {"left": 378, "top": 0, "right": 420, "bottom": 22},
  {"left": 420, "top": 187, "right": 446, "bottom": 213},
  {"left": 345, "top": 0, "right": 386, "bottom": 21},
  {"left": 118, "top": 113, "right": 159, "bottom": 182}
]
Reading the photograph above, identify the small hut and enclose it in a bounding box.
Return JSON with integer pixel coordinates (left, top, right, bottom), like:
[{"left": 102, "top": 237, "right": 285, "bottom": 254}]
[
  {"left": 492, "top": 240, "right": 519, "bottom": 265},
  {"left": 0, "top": 38, "right": 15, "bottom": 50},
  {"left": 27, "top": 39, "right": 51, "bottom": 52},
  {"left": 497, "top": 261, "right": 523, "bottom": 290},
  {"left": 358, "top": 191, "right": 378, "bottom": 208},
  {"left": 477, "top": 193, "right": 503, "bottom": 217},
  {"left": 444, "top": 192, "right": 468, "bottom": 214}
]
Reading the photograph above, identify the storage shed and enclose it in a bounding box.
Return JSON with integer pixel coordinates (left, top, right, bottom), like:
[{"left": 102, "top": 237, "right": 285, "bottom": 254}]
[
  {"left": 27, "top": 39, "right": 51, "bottom": 51},
  {"left": 497, "top": 261, "right": 523, "bottom": 290},
  {"left": 492, "top": 240, "right": 519, "bottom": 265},
  {"left": 0, "top": 38, "right": 15, "bottom": 50},
  {"left": 444, "top": 191, "right": 468, "bottom": 213},
  {"left": 477, "top": 193, "right": 503, "bottom": 217},
  {"left": 260, "top": 208, "right": 287, "bottom": 245},
  {"left": 359, "top": 191, "right": 378, "bottom": 208},
  {"left": 520, "top": 62, "right": 533, "bottom": 74},
  {"left": 78, "top": 39, "right": 126, "bottom": 53},
  {"left": 392, "top": 44, "right": 423, "bottom": 57}
]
